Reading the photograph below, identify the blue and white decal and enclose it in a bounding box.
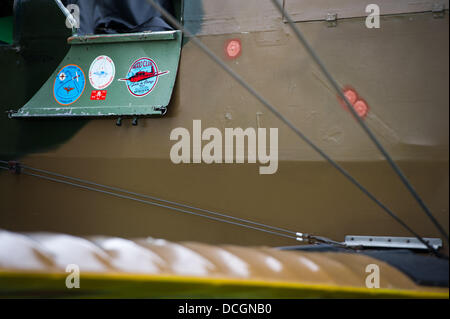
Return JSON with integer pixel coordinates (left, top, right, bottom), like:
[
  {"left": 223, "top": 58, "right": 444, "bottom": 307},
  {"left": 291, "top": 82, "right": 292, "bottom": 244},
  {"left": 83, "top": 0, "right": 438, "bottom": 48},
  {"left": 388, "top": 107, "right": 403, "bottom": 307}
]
[
  {"left": 89, "top": 55, "right": 115, "bottom": 90},
  {"left": 53, "top": 64, "right": 86, "bottom": 105}
]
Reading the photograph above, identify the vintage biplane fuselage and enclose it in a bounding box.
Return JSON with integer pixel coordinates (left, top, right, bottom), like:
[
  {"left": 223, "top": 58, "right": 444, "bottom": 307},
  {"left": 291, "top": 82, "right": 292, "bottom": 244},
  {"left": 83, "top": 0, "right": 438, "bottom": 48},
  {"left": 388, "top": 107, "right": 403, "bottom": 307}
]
[{"left": 0, "top": 0, "right": 448, "bottom": 249}]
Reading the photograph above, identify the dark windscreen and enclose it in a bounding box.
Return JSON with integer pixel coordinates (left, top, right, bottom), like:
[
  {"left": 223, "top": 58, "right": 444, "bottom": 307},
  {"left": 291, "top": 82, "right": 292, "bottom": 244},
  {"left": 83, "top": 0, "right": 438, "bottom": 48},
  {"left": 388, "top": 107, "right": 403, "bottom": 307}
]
[{"left": 62, "top": 0, "right": 175, "bottom": 35}]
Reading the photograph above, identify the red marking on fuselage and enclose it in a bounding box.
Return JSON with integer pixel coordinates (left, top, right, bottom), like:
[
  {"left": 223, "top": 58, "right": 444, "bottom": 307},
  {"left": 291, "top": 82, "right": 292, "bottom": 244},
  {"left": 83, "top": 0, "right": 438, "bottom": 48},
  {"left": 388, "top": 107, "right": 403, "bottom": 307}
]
[
  {"left": 119, "top": 70, "right": 168, "bottom": 82},
  {"left": 64, "top": 87, "right": 75, "bottom": 93},
  {"left": 337, "top": 86, "right": 370, "bottom": 119},
  {"left": 225, "top": 39, "right": 242, "bottom": 59}
]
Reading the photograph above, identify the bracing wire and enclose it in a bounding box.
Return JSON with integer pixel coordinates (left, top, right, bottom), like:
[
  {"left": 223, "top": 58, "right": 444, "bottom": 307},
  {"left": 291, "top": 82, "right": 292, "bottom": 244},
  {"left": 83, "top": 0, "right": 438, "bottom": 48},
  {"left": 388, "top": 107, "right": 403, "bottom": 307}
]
[
  {"left": 269, "top": 0, "right": 448, "bottom": 245},
  {"left": 146, "top": 0, "right": 443, "bottom": 256},
  {"left": 0, "top": 161, "right": 356, "bottom": 248},
  {"left": 0, "top": 2, "right": 445, "bottom": 256},
  {"left": 0, "top": 164, "right": 297, "bottom": 241},
  {"left": 0, "top": 160, "right": 295, "bottom": 236}
]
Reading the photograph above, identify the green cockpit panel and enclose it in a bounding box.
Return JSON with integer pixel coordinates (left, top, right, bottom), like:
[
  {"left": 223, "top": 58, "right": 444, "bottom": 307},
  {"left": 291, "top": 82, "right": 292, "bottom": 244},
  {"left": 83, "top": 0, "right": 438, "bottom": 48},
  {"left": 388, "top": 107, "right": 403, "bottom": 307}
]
[
  {"left": 11, "top": 30, "right": 182, "bottom": 118},
  {"left": 0, "top": 16, "right": 13, "bottom": 45}
]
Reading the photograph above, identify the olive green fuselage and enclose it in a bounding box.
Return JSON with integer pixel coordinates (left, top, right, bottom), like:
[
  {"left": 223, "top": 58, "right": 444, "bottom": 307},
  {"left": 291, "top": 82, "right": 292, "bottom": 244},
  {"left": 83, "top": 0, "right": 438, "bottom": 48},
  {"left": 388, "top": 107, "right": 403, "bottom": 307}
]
[{"left": 0, "top": 1, "right": 448, "bottom": 247}]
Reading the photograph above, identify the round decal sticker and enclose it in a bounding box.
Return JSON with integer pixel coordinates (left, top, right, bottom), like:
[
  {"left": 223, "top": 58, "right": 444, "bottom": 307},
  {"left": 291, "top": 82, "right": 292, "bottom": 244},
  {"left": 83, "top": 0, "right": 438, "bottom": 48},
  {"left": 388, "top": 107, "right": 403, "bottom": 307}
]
[
  {"left": 53, "top": 64, "right": 86, "bottom": 105},
  {"left": 89, "top": 55, "right": 115, "bottom": 90},
  {"left": 119, "top": 57, "right": 168, "bottom": 97}
]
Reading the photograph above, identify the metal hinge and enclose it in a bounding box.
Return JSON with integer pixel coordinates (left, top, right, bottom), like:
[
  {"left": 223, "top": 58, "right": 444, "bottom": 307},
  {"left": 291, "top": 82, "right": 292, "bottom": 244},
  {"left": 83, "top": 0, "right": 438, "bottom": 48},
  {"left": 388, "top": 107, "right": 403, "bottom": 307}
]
[
  {"left": 432, "top": 2, "right": 446, "bottom": 18},
  {"left": 326, "top": 13, "right": 338, "bottom": 27},
  {"left": 7, "top": 161, "right": 22, "bottom": 174},
  {"left": 345, "top": 235, "right": 443, "bottom": 250},
  {"left": 6, "top": 110, "right": 17, "bottom": 119},
  {"left": 154, "top": 106, "right": 168, "bottom": 115}
]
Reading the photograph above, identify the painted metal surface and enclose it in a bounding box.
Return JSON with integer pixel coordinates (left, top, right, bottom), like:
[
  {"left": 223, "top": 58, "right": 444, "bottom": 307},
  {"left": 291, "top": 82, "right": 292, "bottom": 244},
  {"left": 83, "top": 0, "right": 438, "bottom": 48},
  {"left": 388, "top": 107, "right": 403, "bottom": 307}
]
[
  {"left": 285, "top": 0, "right": 450, "bottom": 22},
  {"left": 68, "top": 31, "right": 177, "bottom": 44},
  {"left": 0, "top": 230, "right": 448, "bottom": 298},
  {"left": 0, "top": 2, "right": 448, "bottom": 249},
  {"left": 11, "top": 31, "right": 182, "bottom": 117},
  {"left": 184, "top": 0, "right": 450, "bottom": 35}
]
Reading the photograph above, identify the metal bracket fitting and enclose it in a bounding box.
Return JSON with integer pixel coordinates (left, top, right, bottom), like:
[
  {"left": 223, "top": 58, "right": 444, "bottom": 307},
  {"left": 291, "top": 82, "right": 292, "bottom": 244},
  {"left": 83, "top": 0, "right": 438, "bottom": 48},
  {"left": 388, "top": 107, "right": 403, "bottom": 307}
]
[
  {"left": 432, "top": 2, "right": 445, "bottom": 18},
  {"left": 6, "top": 110, "right": 17, "bottom": 119},
  {"left": 345, "top": 235, "right": 443, "bottom": 250},
  {"left": 326, "top": 13, "right": 338, "bottom": 27},
  {"left": 8, "top": 161, "right": 22, "bottom": 174},
  {"left": 154, "top": 106, "right": 168, "bottom": 115},
  {"left": 296, "top": 232, "right": 311, "bottom": 243}
]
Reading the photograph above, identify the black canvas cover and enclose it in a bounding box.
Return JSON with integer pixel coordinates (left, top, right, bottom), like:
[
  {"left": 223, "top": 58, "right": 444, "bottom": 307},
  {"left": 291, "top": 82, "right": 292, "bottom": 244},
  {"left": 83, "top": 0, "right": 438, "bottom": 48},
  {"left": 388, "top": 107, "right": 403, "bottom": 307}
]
[
  {"left": 279, "top": 245, "right": 449, "bottom": 287},
  {"left": 62, "top": 0, "right": 175, "bottom": 35}
]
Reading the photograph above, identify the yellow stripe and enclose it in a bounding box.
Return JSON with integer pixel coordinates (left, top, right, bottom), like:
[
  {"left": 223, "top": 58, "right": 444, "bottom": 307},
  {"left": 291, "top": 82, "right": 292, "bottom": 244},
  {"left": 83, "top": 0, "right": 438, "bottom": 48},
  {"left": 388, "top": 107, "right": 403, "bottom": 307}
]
[{"left": 0, "top": 271, "right": 448, "bottom": 299}]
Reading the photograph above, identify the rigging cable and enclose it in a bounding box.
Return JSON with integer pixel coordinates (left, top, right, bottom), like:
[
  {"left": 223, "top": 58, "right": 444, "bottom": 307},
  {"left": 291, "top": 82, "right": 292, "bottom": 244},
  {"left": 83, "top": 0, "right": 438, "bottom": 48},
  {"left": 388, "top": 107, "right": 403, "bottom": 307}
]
[
  {"left": 0, "top": 160, "right": 295, "bottom": 236},
  {"left": 146, "top": 0, "right": 444, "bottom": 256},
  {"left": 0, "top": 164, "right": 296, "bottom": 241},
  {"left": 0, "top": 161, "right": 345, "bottom": 248},
  {"left": 270, "top": 0, "right": 448, "bottom": 245}
]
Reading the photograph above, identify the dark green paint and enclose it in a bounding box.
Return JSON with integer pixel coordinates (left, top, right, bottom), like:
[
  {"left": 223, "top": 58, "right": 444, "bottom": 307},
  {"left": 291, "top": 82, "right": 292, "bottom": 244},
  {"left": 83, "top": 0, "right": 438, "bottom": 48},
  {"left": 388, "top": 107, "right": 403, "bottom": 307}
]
[
  {"left": 12, "top": 30, "right": 182, "bottom": 117},
  {"left": 0, "top": 0, "right": 86, "bottom": 159},
  {"left": 0, "top": 0, "right": 201, "bottom": 158},
  {"left": 0, "top": 16, "right": 13, "bottom": 44}
]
